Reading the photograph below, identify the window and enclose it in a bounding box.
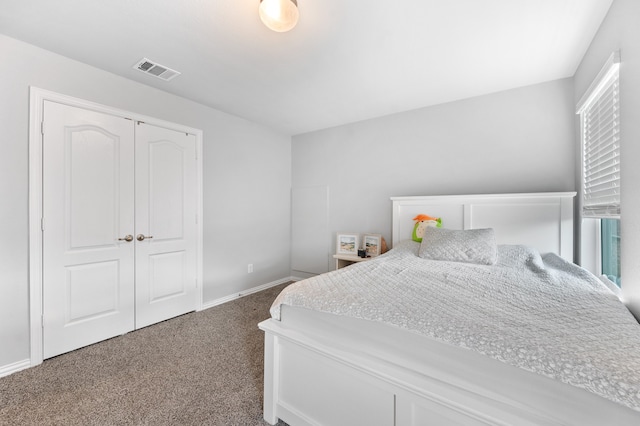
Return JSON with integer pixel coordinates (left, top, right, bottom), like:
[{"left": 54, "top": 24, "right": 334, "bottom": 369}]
[{"left": 577, "top": 51, "right": 621, "bottom": 285}]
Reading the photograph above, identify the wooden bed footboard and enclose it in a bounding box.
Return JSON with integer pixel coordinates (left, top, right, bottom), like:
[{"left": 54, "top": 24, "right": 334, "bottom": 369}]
[
  {"left": 260, "top": 319, "right": 511, "bottom": 426},
  {"left": 259, "top": 313, "right": 640, "bottom": 426}
]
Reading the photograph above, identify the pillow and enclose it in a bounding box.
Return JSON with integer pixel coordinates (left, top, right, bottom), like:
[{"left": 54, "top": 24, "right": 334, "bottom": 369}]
[{"left": 418, "top": 227, "right": 497, "bottom": 265}]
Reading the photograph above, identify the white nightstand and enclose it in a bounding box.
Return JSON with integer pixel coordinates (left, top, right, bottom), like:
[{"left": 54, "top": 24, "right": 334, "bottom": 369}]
[{"left": 333, "top": 254, "right": 372, "bottom": 270}]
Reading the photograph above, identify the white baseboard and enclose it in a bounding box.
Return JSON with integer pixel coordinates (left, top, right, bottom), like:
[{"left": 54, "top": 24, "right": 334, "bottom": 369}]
[
  {"left": 0, "top": 358, "right": 31, "bottom": 378},
  {"left": 0, "top": 278, "right": 302, "bottom": 377},
  {"left": 199, "top": 276, "right": 298, "bottom": 311}
]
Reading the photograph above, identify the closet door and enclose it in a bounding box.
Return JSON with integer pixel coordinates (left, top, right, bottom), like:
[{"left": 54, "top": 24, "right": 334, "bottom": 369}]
[
  {"left": 42, "top": 101, "right": 135, "bottom": 358},
  {"left": 134, "top": 123, "right": 198, "bottom": 328}
]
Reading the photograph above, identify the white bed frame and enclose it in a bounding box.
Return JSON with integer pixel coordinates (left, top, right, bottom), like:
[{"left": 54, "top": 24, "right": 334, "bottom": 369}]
[
  {"left": 259, "top": 192, "right": 640, "bottom": 425},
  {"left": 390, "top": 192, "right": 575, "bottom": 260}
]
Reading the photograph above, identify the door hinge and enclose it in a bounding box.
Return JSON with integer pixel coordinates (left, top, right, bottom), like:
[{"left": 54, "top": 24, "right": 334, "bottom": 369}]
[
  {"left": 41, "top": 315, "right": 45, "bottom": 328},
  {"left": 41, "top": 121, "right": 44, "bottom": 135},
  {"left": 195, "top": 214, "right": 198, "bottom": 225},
  {"left": 41, "top": 218, "right": 45, "bottom": 231}
]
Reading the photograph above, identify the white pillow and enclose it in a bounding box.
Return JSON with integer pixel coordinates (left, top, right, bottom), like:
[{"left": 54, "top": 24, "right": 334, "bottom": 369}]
[{"left": 418, "top": 227, "right": 497, "bottom": 265}]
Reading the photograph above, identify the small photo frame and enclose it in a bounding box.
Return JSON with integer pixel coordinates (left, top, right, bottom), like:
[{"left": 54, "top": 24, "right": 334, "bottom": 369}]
[
  {"left": 363, "top": 234, "right": 382, "bottom": 257},
  {"left": 336, "top": 233, "right": 359, "bottom": 255}
]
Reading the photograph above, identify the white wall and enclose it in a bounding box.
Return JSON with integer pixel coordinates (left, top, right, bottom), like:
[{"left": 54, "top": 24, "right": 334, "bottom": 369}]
[
  {"left": 291, "top": 78, "right": 576, "bottom": 276},
  {"left": 0, "top": 34, "right": 291, "bottom": 368},
  {"left": 573, "top": 0, "right": 640, "bottom": 317}
]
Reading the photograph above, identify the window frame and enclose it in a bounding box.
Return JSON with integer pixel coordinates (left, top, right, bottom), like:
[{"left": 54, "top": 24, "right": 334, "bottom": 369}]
[{"left": 576, "top": 51, "right": 621, "bottom": 285}]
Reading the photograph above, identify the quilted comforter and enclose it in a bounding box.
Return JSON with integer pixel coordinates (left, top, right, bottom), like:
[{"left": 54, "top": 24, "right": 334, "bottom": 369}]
[{"left": 271, "top": 240, "right": 640, "bottom": 411}]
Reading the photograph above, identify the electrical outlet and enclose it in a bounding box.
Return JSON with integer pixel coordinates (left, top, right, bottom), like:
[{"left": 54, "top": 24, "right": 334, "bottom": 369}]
[{"left": 248, "top": 263, "right": 253, "bottom": 273}]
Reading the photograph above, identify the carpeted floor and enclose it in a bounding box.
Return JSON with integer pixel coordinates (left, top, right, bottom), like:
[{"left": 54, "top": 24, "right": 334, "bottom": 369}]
[{"left": 0, "top": 283, "right": 291, "bottom": 426}]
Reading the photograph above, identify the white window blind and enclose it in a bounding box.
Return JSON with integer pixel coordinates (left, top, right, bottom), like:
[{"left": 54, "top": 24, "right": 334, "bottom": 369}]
[{"left": 577, "top": 51, "right": 620, "bottom": 218}]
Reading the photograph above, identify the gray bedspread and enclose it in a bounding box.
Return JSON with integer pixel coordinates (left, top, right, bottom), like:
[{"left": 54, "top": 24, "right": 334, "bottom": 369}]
[{"left": 271, "top": 240, "right": 640, "bottom": 411}]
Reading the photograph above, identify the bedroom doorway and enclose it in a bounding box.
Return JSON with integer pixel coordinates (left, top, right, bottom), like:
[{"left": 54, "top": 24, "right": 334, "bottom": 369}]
[{"left": 29, "top": 90, "right": 203, "bottom": 362}]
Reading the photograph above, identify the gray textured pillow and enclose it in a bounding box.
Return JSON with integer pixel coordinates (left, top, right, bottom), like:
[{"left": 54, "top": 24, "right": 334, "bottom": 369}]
[{"left": 418, "top": 227, "right": 497, "bottom": 265}]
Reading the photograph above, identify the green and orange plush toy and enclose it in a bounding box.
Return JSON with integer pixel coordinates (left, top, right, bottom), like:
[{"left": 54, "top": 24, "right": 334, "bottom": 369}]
[{"left": 412, "top": 214, "right": 442, "bottom": 242}]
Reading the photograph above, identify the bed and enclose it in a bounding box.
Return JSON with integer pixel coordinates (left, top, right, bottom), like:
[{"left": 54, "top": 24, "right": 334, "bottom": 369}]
[{"left": 259, "top": 192, "right": 640, "bottom": 425}]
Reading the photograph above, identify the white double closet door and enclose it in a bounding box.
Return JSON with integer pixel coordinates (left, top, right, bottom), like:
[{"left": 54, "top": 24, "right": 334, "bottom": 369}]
[{"left": 42, "top": 101, "right": 198, "bottom": 359}]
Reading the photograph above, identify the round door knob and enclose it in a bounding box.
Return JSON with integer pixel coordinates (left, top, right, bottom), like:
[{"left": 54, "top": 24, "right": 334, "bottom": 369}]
[
  {"left": 136, "top": 234, "right": 154, "bottom": 241},
  {"left": 118, "top": 235, "right": 134, "bottom": 242}
]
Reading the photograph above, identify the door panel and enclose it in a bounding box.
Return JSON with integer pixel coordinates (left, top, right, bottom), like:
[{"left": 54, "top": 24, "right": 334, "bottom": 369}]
[
  {"left": 66, "top": 261, "right": 120, "bottom": 323},
  {"left": 149, "top": 141, "right": 186, "bottom": 239},
  {"left": 148, "top": 251, "right": 187, "bottom": 302},
  {"left": 67, "top": 128, "right": 120, "bottom": 249},
  {"left": 135, "top": 123, "right": 197, "bottom": 328},
  {"left": 43, "top": 101, "right": 135, "bottom": 359}
]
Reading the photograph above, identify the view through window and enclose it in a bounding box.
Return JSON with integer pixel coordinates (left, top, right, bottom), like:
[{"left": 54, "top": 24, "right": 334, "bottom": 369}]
[{"left": 601, "top": 218, "right": 621, "bottom": 286}]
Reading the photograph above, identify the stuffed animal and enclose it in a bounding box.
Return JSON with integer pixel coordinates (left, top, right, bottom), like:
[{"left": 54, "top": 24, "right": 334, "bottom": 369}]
[{"left": 412, "top": 214, "right": 442, "bottom": 242}]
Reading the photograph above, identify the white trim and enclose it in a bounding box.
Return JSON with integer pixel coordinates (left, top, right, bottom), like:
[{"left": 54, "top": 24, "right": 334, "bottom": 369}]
[
  {"left": 199, "top": 277, "right": 294, "bottom": 311},
  {"left": 390, "top": 191, "right": 577, "bottom": 202},
  {"left": 196, "top": 127, "right": 204, "bottom": 312},
  {"left": 580, "top": 218, "right": 602, "bottom": 276},
  {"left": 28, "top": 88, "right": 45, "bottom": 367},
  {"left": 28, "top": 87, "right": 204, "bottom": 367},
  {"left": 0, "top": 359, "right": 31, "bottom": 378},
  {"left": 576, "top": 50, "right": 621, "bottom": 114},
  {"left": 595, "top": 219, "right": 603, "bottom": 276}
]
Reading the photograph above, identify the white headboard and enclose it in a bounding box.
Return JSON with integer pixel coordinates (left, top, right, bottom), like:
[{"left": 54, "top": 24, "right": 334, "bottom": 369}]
[{"left": 391, "top": 192, "right": 576, "bottom": 261}]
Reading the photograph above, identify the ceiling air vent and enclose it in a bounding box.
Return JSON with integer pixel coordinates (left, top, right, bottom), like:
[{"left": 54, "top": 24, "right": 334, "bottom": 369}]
[{"left": 133, "top": 58, "right": 181, "bottom": 81}]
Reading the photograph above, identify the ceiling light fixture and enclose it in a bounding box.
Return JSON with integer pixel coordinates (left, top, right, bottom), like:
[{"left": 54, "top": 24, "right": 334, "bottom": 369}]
[{"left": 259, "top": 0, "right": 299, "bottom": 32}]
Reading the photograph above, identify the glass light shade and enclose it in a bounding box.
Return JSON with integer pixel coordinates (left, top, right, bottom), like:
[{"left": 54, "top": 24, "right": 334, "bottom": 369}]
[{"left": 259, "top": 0, "right": 299, "bottom": 32}]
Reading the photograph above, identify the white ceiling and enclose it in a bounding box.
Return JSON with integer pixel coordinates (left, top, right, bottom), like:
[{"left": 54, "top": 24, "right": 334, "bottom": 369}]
[{"left": 0, "top": 0, "right": 612, "bottom": 135}]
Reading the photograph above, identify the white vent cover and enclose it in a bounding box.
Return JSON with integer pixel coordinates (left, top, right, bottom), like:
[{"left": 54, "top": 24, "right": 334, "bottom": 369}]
[{"left": 133, "top": 58, "right": 181, "bottom": 81}]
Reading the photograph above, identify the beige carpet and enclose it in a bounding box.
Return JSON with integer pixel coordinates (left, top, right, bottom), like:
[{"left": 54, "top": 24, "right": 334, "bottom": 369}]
[{"left": 0, "top": 283, "right": 290, "bottom": 426}]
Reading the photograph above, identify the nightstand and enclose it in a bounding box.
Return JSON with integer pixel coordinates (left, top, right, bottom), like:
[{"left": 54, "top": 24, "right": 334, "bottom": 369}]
[{"left": 333, "top": 254, "right": 372, "bottom": 270}]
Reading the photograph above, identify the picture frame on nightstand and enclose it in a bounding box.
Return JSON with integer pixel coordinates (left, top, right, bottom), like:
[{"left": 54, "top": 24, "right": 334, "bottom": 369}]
[
  {"left": 336, "top": 233, "right": 359, "bottom": 255},
  {"left": 363, "top": 233, "right": 382, "bottom": 257}
]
